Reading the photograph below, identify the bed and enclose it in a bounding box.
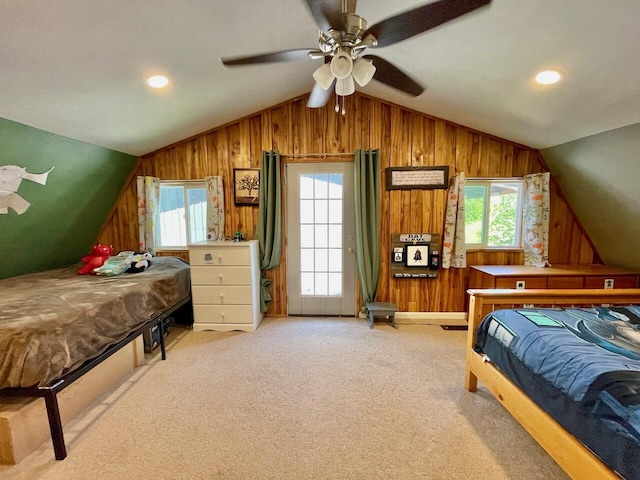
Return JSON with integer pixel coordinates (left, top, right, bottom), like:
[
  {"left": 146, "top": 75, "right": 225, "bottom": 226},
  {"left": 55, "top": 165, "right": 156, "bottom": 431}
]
[
  {"left": 465, "top": 288, "right": 640, "bottom": 480},
  {"left": 0, "top": 256, "right": 192, "bottom": 460}
]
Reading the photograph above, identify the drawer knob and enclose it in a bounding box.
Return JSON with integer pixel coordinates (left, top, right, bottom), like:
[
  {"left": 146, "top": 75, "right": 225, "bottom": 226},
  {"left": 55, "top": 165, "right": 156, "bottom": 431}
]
[
  {"left": 220, "top": 312, "right": 226, "bottom": 319},
  {"left": 218, "top": 274, "right": 224, "bottom": 282},
  {"left": 216, "top": 255, "right": 223, "bottom": 263},
  {"left": 219, "top": 293, "right": 225, "bottom": 300}
]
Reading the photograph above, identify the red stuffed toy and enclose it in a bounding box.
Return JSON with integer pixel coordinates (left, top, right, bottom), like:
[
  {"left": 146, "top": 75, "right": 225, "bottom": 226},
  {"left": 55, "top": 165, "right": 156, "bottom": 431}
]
[{"left": 78, "top": 243, "right": 114, "bottom": 275}]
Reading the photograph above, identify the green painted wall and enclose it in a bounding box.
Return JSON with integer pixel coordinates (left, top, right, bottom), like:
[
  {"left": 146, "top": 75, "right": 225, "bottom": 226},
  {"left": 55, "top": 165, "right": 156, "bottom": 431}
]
[
  {"left": 0, "top": 117, "right": 137, "bottom": 279},
  {"left": 541, "top": 122, "right": 640, "bottom": 270}
]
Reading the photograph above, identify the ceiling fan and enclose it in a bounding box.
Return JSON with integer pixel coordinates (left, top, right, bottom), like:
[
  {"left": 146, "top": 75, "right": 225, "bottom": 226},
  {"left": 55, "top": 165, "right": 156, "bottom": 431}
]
[{"left": 220, "top": 0, "right": 492, "bottom": 108}]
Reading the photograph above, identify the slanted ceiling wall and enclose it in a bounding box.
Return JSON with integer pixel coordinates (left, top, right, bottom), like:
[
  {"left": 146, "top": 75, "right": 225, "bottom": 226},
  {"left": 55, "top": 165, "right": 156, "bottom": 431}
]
[
  {"left": 0, "top": 117, "right": 137, "bottom": 280},
  {"left": 100, "top": 93, "right": 598, "bottom": 314},
  {"left": 542, "top": 122, "right": 640, "bottom": 270}
]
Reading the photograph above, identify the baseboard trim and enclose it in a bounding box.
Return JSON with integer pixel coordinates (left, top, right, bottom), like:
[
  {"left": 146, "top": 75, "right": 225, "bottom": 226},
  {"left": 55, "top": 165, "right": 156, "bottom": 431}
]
[
  {"left": 357, "top": 311, "right": 468, "bottom": 326},
  {"left": 395, "top": 312, "right": 468, "bottom": 326}
]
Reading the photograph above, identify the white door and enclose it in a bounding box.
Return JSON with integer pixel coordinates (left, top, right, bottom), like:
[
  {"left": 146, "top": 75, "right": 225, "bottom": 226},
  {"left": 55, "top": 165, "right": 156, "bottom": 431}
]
[{"left": 286, "top": 163, "right": 356, "bottom": 316}]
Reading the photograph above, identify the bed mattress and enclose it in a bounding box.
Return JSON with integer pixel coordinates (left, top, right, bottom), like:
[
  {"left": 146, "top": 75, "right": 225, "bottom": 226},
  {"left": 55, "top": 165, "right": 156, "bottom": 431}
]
[
  {"left": 0, "top": 256, "right": 190, "bottom": 388},
  {"left": 475, "top": 306, "right": 640, "bottom": 480}
]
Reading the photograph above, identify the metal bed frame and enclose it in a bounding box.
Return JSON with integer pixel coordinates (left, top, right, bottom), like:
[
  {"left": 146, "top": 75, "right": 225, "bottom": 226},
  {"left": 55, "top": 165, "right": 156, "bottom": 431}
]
[{"left": 0, "top": 295, "right": 191, "bottom": 461}]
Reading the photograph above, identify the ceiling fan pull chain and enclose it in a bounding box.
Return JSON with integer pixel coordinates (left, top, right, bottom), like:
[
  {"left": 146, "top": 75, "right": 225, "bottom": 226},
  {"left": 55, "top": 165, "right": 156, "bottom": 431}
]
[
  {"left": 334, "top": 93, "right": 340, "bottom": 113},
  {"left": 341, "top": 96, "right": 346, "bottom": 116}
]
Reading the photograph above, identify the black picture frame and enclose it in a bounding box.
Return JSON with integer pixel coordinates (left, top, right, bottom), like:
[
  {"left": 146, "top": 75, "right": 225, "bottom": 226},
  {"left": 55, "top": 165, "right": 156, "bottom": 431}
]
[
  {"left": 234, "top": 168, "right": 260, "bottom": 206},
  {"left": 386, "top": 166, "right": 449, "bottom": 190},
  {"left": 405, "top": 244, "right": 430, "bottom": 267}
]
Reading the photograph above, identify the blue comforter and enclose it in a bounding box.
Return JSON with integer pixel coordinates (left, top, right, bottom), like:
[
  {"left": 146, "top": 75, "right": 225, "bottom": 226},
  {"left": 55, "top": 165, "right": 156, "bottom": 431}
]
[{"left": 476, "top": 306, "right": 640, "bottom": 479}]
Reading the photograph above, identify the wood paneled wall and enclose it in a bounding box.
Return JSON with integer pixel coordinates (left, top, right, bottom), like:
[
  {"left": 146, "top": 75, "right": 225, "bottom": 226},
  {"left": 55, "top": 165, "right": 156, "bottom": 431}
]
[{"left": 99, "top": 93, "right": 599, "bottom": 315}]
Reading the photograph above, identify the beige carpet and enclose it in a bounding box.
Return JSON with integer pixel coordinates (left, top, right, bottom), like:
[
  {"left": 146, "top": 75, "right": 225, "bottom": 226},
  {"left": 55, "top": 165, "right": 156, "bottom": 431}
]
[{"left": 0, "top": 317, "right": 568, "bottom": 480}]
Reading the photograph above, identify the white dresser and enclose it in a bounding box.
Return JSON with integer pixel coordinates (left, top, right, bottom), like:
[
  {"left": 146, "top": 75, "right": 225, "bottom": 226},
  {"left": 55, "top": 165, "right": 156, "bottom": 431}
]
[{"left": 188, "top": 240, "right": 262, "bottom": 332}]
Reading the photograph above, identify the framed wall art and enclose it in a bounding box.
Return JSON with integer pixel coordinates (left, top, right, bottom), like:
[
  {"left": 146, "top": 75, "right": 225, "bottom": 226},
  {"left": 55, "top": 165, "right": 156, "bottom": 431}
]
[
  {"left": 405, "top": 244, "right": 430, "bottom": 267},
  {"left": 233, "top": 168, "right": 260, "bottom": 206},
  {"left": 386, "top": 166, "right": 449, "bottom": 190}
]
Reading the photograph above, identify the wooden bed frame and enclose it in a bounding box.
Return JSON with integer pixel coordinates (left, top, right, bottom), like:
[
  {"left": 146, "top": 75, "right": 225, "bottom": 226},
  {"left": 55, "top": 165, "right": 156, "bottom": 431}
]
[{"left": 465, "top": 288, "right": 640, "bottom": 480}]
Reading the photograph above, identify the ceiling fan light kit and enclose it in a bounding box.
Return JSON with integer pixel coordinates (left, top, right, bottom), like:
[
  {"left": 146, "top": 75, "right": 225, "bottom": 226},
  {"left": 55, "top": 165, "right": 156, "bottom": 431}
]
[
  {"left": 313, "top": 63, "right": 335, "bottom": 90},
  {"left": 220, "top": 0, "right": 493, "bottom": 108},
  {"left": 336, "top": 76, "right": 356, "bottom": 96},
  {"left": 352, "top": 58, "right": 376, "bottom": 87}
]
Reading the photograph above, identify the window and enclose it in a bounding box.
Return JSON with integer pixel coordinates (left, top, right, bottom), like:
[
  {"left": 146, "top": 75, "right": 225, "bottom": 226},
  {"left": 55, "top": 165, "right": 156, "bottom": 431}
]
[
  {"left": 464, "top": 179, "right": 523, "bottom": 249},
  {"left": 156, "top": 181, "right": 207, "bottom": 249}
]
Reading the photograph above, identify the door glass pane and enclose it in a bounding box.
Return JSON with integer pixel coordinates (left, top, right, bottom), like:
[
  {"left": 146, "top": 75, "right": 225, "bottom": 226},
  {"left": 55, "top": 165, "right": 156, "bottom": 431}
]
[
  {"left": 328, "top": 224, "right": 342, "bottom": 248},
  {"left": 300, "top": 249, "right": 314, "bottom": 271},
  {"left": 328, "top": 174, "right": 342, "bottom": 198},
  {"left": 315, "top": 273, "right": 328, "bottom": 295},
  {"left": 314, "top": 174, "right": 328, "bottom": 198},
  {"left": 315, "top": 225, "right": 328, "bottom": 248},
  {"left": 315, "top": 249, "right": 328, "bottom": 272},
  {"left": 328, "top": 249, "right": 342, "bottom": 272},
  {"left": 328, "top": 199, "right": 342, "bottom": 223},
  {"left": 300, "top": 175, "right": 314, "bottom": 199},
  {"left": 300, "top": 225, "right": 314, "bottom": 248},
  {"left": 301, "top": 273, "right": 314, "bottom": 295},
  {"left": 300, "top": 200, "right": 314, "bottom": 222},
  {"left": 328, "top": 273, "right": 342, "bottom": 295},
  {"left": 315, "top": 199, "right": 328, "bottom": 223},
  {"left": 299, "top": 173, "right": 344, "bottom": 297}
]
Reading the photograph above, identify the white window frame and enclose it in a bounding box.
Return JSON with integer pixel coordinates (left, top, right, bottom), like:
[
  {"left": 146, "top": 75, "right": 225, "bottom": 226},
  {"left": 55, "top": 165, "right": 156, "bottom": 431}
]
[
  {"left": 464, "top": 178, "right": 524, "bottom": 250},
  {"left": 155, "top": 180, "right": 206, "bottom": 251}
]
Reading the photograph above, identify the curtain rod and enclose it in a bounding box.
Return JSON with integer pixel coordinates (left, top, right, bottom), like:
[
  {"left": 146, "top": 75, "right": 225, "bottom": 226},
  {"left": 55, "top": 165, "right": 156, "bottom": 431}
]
[{"left": 278, "top": 152, "right": 355, "bottom": 159}]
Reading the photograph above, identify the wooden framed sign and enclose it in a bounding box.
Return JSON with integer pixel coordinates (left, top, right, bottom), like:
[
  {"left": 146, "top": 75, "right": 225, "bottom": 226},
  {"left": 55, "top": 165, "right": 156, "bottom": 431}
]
[{"left": 386, "top": 166, "right": 449, "bottom": 190}]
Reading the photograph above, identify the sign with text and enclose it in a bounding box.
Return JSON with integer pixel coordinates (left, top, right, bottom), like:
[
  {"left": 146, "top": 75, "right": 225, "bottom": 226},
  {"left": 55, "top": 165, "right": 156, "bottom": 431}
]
[{"left": 386, "top": 166, "right": 449, "bottom": 190}]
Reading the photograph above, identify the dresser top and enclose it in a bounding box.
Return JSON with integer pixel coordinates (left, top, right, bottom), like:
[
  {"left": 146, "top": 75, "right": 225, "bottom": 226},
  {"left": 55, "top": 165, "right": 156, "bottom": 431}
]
[
  {"left": 469, "top": 264, "right": 639, "bottom": 277},
  {"left": 189, "top": 240, "right": 258, "bottom": 247}
]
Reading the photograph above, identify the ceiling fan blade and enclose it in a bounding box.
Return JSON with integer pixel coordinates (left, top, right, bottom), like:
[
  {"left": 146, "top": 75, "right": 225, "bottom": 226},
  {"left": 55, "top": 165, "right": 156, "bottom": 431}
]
[
  {"left": 302, "top": 0, "right": 343, "bottom": 31},
  {"left": 364, "top": 0, "right": 492, "bottom": 48},
  {"left": 364, "top": 55, "right": 424, "bottom": 96},
  {"left": 221, "top": 48, "right": 315, "bottom": 66},
  {"left": 307, "top": 81, "right": 335, "bottom": 108}
]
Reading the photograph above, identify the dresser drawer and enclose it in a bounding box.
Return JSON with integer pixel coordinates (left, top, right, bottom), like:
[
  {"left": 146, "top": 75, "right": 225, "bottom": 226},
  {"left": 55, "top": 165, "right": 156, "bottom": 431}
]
[
  {"left": 495, "top": 277, "right": 547, "bottom": 289},
  {"left": 192, "top": 285, "right": 252, "bottom": 305},
  {"left": 584, "top": 276, "right": 639, "bottom": 289},
  {"left": 547, "top": 276, "right": 584, "bottom": 289},
  {"left": 193, "top": 305, "right": 254, "bottom": 324},
  {"left": 189, "top": 247, "right": 250, "bottom": 266},
  {"left": 190, "top": 266, "right": 252, "bottom": 285}
]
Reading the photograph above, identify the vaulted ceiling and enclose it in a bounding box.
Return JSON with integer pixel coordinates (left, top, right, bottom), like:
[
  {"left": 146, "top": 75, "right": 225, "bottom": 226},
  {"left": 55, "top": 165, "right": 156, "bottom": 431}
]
[{"left": 1, "top": 0, "right": 639, "bottom": 156}]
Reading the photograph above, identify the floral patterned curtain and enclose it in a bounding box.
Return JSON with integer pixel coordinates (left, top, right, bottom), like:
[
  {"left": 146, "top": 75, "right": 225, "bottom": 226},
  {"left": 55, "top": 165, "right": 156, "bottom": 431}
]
[
  {"left": 442, "top": 172, "right": 466, "bottom": 269},
  {"left": 136, "top": 176, "right": 159, "bottom": 254},
  {"left": 523, "top": 172, "right": 551, "bottom": 267},
  {"left": 205, "top": 176, "right": 225, "bottom": 241}
]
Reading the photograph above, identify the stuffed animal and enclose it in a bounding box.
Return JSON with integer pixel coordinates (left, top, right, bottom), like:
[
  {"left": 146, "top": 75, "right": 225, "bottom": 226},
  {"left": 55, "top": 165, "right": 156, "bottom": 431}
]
[
  {"left": 78, "top": 243, "right": 113, "bottom": 275},
  {"left": 94, "top": 251, "right": 134, "bottom": 276},
  {"left": 127, "top": 252, "right": 153, "bottom": 273}
]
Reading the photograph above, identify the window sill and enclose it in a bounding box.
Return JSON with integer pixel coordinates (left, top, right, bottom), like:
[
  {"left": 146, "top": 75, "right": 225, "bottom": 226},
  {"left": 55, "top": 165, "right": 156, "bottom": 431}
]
[{"left": 466, "top": 248, "right": 523, "bottom": 253}]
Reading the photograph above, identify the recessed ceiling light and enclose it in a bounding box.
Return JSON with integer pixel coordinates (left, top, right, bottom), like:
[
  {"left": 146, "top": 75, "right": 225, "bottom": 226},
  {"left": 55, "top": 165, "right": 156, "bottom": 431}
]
[
  {"left": 535, "top": 70, "right": 562, "bottom": 85},
  {"left": 146, "top": 75, "right": 169, "bottom": 88}
]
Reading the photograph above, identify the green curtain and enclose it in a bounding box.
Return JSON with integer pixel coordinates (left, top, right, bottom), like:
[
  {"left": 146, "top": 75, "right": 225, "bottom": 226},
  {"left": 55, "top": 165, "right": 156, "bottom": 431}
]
[
  {"left": 354, "top": 149, "right": 381, "bottom": 311},
  {"left": 255, "top": 150, "right": 282, "bottom": 313}
]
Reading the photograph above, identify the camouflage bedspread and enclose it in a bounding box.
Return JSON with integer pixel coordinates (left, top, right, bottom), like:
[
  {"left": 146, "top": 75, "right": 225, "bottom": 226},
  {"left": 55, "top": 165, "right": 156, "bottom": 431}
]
[{"left": 0, "top": 256, "right": 190, "bottom": 388}]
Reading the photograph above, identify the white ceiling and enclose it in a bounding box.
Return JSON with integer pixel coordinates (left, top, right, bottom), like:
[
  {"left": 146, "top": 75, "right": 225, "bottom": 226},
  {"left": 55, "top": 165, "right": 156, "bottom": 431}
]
[{"left": 1, "top": 0, "right": 639, "bottom": 156}]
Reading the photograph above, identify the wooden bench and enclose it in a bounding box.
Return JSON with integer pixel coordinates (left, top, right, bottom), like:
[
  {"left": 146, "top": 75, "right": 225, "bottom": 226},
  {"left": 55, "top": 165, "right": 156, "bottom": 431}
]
[{"left": 366, "top": 302, "right": 399, "bottom": 329}]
